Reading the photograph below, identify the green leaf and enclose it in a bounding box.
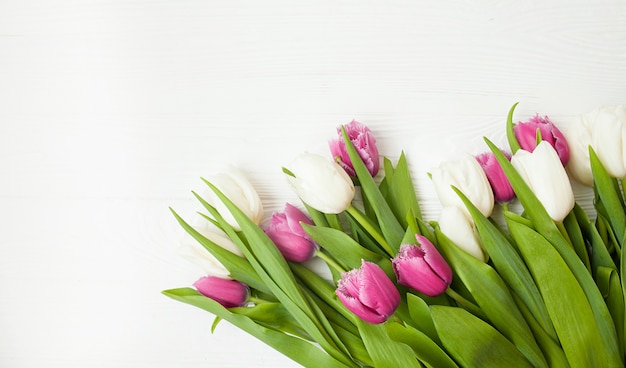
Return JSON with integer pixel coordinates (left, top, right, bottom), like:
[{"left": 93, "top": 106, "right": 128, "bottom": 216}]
[
  {"left": 231, "top": 302, "right": 312, "bottom": 340},
  {"left": 163, "top": 288, "right": 351, "bottom": 368},
  {"left": 435, "top": 229, "right": 548, "bottom": 368},
  {"left": 385, "top": 322, "right": 459, "bottom": 368},
  {"left": 596, "top": 266, "right": 625, "bottom": 358},
  {"left": 406, "top": 293, "right": 440, "bottom": 344},
  {"left": 510, "top": 293, "right": 570, "bottom": 368},
  {"left": 382, "top": 152, "right": 422, "bottom": 227},
  {"left": 356, "top": 319, "right": 420, "bottom": 367},
  {"left": 341, "top": 126, "right": 405, "bottom": 252},
  {"left": 591, "top": 147, "right": 626, "bottom": 249},
  {"left": 505, "top": 217, "right": 609, "bottom": 368},
  {"left": 574, "top": 203, "right": 617, "bottom": 274},
  {"left": 506, "top": 102, "right": 521, "bottom": 154},
  {"left": 563, "top": 209, "right": 592, "bottom": 272},
  {"left": 431, "top": 306, "right": 533, "bottom": 368},
  {"left": 301, "top": 223, "right": 384, "bottom": 270}
]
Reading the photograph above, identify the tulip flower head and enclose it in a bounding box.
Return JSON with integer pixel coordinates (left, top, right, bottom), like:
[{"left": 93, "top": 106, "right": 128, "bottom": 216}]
[
  {"left": 438, "top": 206, "right": 487, "bottom": 262},
  {"left": 264, "top": 203, "right": 317, "bottom": 262},
  {"left": 202, "top": 169, "right": 263, "bottom": 231},
  {"left": 329, "top": 120, "right": 380, "bottom": 177},
  {"left": 475, "top": 150, "right": 515, "bottom": 203},
  {"left": 430, "top": 154, "right": 495, "bottom": 218},
  {"left": 284, "top": 153, "right": 355, "bottom": 214},
  {"left": 392, "top": 235, "right": 453, "bottom": 297},
  {"left": 565, "top": 105, "right": 626, "bottom": 186},
  {"left": 335, "top": 261, "right": 400, "bottom": 324},
  {"left": 511, "top": 141, "right": 575, "bottom": 222},
  {"left": 194, "top": 276, "right": 250, "bottom": 308},
  {"left": 514, "top": 114, "right": 569, "bottom": 166}
]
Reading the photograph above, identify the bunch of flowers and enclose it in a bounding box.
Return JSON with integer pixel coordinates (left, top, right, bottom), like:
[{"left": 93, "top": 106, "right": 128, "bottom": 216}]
[{"left": 164, "top": 104, "right": 626, "bottom": 368}]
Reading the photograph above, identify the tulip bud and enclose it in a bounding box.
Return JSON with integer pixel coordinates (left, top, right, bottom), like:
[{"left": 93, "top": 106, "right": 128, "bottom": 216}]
[
  {"left": 329, "top": 119, "right": 380, "bottom": 177},
  {"left": 437, "top": 206, "right": 487, "bottom": 262},
  {"left": 514, "top": 114, "right": 569, "bottom": 166},
  {"left": 511, "top": 141, "right": 575, "bottom": 222},
  {"left": 264, "top": 203, "right": 317, "bottom": 262},
  {"left": 193, "top": 276, "right": 249, "bottom": 308},
  {"left": 392, "top": 235, "right": 453, "bottom": 297},
  {"left": 284, "top": 153, "right": 355, "bottom": 214},
  {"left": 565, "top": 105, "right": 626, "bottom": 186},
  {"left": 475, "top": 151, "right": 516, "bottom": 203},
  {"left": 202, "top": 168, "right": 263, "bottom": 231},
  {"left": 430, "top": 154, "right": 494, "bottom": 218},
  {"left": 335, "top": 261, "right": 400, "bottom": 324},
  {"left": 179, "top": 221, "right": 245, "bottom": 279}
]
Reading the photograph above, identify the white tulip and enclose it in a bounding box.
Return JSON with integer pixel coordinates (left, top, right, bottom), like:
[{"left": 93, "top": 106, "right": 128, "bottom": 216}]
[
  {"left": 178, "top": 221, "right": 244, "bottom": 279},
  {"left": 202, "top": 168, "right": 263, "bottom": 231},
  {"left": 438, "top": 206, "right": 488, "bottom": 262},
  {"left": 430, "top": 154, "right": 494, "bottom": 218},
  {"left": 512, "top": 141, "right": 575, "bottom": 222},
  {"left": 565, "top": 105, "right": 626, "bottom": 186},
  {"left": 284, "top": 153, "right": 355, "bottom": 214}
]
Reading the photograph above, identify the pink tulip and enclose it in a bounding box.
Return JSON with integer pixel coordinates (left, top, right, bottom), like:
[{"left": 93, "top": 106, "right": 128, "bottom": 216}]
[
  {"left": 392, "top": 235, "right": 452, "bottom": 297},
  {"left": 264, "top": 203, "right": 317, "bottom": 262},
  {"left": 475, "top": 151, "right": 515, "bottom": 203},
  {"left": 514, "top": 114, "right": 569, "bottom": 166},
  {"left": 336, "top": 261, "right": 400, "bottom": 324},
  {"left": 329, "top": 120, "right": 380, "bottom": 177},
  {"left": 193, "top": 276, "right": 249, "bottom": 308}
]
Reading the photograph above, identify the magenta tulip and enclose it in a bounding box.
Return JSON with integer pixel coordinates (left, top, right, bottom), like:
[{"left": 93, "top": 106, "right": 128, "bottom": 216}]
[
  {"left": 329, "top": 120, "right": 380, "bottom": 177},
  {"left": 475, "top": 151, "right": 515, "bottom": 203},
  {"left": 264, "top": 203, "right": 317, "bottom": 262},
  {"left": 392, "top": 235, "right": 452, "bottom": 297},
  {"left": 514, "top": 114, "right": 569, "bottom": 166},
  {"left": 335, "top": 261, "right": 400, "bottom": 324},
  {"left": 193, "top": 276, "right": 249, "bottom": 308}
]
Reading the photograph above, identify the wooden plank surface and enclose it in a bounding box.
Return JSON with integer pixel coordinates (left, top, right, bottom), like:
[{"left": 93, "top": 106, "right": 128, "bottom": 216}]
[{"left": 0, "top": 1, "right": 623, "bottom": 367}]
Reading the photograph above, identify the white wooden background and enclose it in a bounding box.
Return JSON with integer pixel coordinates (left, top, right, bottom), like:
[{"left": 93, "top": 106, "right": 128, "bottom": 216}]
[{"left": 1, "top": 1, "right": 624, "bottom": 367}]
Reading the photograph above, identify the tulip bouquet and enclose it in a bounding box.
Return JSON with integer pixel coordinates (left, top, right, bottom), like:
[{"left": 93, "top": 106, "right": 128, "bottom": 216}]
[{"left": 164, "top": 105, "right": 626, "bottom": 368}]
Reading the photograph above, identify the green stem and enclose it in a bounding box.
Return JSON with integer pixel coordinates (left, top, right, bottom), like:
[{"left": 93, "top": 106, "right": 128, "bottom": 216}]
[
  {"left": 556, "top": 221, "right": 573, "bottom": 250},
  {"left": 445, "top": 288, "right": 487, "bottom": 320},
  {"left": 346, "top": 204, "right": 394, "bottom": 256},
  {"left": 316, "top": 250, "right": 347, "bottom": 274},
  {"left": 325, "top": 213, "right": 343, "bottom": 232}
]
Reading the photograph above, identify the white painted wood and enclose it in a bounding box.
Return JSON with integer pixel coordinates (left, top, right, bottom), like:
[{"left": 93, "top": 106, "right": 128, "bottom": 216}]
[{"left": 0, "top": 1, "right": 623, "bottom": 366}]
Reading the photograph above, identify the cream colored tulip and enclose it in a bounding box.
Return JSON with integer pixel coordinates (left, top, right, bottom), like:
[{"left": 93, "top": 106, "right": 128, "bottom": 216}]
[
  {"left": 566, "top": 105, "right": 626, "bottom": 186},
  {"left": 202, "top": 168, "right": 263, "bottom": 231},
  {"left": 438, "top": 206, "right": 487, "bottom": 262},
  {"left": 284, "top": 153, "right": 355, "bottom": 214},
  {"left": 430, "top": 154, "right": 494, "bottom": 218},
  {"left": 512, "top": 141, "right": 575, "bottom": 222}
]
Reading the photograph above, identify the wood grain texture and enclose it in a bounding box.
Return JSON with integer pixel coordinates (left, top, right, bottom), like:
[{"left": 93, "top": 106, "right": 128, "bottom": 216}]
[{"left": 0, "top": 1, "right": 623, "bottom": 367}]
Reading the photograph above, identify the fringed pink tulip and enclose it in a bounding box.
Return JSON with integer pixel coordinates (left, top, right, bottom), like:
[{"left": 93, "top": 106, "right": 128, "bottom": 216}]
[
  {"left": 392, "top": 235, "right": 452, "bottom": 297},
  {"left": 336, "top": 261, "right": 400, "bottom": 324},
  {"left": 193, "top": 276, "right": 250, "bottom": 308},
  {"left": 475, "top": 151, "right": 515, "bottom": 203},
  {"left": 514, "top": 114, "right": 570, "bottom": 166},
  {"left": 264, "top": 203, "right": 317, "bottom": 262},
  {"left": 329, "top": 120, "right": 380, "bottom": 177}
]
